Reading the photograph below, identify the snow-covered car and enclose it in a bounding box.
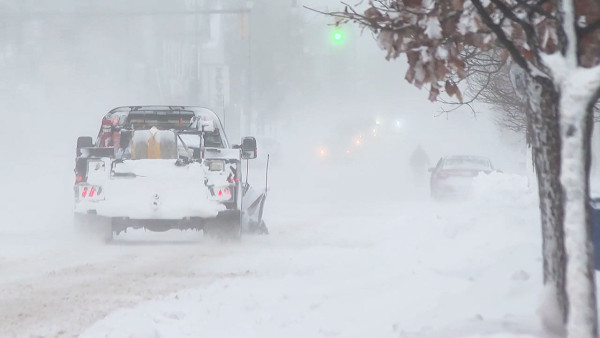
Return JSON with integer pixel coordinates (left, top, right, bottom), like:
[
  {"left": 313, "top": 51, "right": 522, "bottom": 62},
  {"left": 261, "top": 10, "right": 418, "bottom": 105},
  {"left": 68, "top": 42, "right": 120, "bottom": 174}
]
[
  {"left": 429, "top": 155, "right": 495, "bottom": 199},
  {"left": 73, "top": 106, "right": 268, "bottom": 241}
]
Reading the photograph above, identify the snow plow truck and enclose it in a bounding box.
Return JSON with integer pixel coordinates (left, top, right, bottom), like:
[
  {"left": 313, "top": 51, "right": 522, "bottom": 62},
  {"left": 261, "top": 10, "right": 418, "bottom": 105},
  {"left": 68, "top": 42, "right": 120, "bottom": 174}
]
[{"left": 73, "top": 106, "right": 268, "bottom": 241}]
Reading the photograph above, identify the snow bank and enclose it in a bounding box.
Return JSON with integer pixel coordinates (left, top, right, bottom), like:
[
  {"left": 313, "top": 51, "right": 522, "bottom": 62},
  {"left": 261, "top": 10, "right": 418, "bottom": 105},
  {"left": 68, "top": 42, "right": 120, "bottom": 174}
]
[{"left": 470, "top": 172, "right": 535, "bottom": 206}]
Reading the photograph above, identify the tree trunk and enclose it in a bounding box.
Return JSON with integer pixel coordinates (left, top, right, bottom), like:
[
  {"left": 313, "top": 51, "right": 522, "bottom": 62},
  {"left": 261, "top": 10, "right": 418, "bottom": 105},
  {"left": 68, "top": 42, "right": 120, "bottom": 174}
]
[
  {"left": 560, "top": 84, "right": 598, "bottom": 338},
  {"left": 528, "top": 74, "right": 599, "bottom": 337},
  {"left": 526, "top": 77, "right": 568, "bottom": 331}
]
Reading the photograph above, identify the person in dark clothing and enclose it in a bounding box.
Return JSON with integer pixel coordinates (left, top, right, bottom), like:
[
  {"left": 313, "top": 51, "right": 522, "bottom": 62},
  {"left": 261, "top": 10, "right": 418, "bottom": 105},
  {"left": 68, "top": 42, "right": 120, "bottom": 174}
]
[{"left": 409, "top": 144, "right": 431, "bottom": 184}]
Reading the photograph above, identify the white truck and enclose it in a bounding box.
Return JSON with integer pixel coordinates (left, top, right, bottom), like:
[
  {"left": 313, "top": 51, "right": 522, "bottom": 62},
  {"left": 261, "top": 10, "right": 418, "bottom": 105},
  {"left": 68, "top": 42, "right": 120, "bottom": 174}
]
[{"left": 74, "top": 106, "right": 268, "bottom": 241}]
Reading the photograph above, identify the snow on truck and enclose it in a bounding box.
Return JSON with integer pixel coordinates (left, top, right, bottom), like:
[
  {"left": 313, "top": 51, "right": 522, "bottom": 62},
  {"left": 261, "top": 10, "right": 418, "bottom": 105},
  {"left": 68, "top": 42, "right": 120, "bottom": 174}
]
[{"left": 74, "top": 106, "right": 268, "bottom": 241}]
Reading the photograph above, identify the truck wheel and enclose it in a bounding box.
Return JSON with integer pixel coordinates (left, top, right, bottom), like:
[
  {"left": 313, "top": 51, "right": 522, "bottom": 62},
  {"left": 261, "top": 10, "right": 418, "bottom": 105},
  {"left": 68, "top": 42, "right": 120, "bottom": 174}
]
[
  {"left": 100, "top": 217, "right": 114, "bottom": 242},
  {"left": 204, "top": 210, "right": 242, "bottom": 240},
  {"left": 74, "top": 214, "right": 113, "bottom": 242}
]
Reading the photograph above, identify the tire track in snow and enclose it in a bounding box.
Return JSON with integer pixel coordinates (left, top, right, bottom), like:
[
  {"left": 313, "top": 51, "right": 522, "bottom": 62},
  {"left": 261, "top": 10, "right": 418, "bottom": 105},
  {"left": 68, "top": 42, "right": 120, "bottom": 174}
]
[{"left": 0, "top": 236, "right": 247, "bottom": 337}]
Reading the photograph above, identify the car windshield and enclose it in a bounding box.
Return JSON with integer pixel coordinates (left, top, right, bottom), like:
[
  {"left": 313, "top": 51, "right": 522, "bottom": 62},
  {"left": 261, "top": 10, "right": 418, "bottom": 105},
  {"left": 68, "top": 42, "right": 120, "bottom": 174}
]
[{"left": 443, "top": 157, "right": 492, "bottom": 171}]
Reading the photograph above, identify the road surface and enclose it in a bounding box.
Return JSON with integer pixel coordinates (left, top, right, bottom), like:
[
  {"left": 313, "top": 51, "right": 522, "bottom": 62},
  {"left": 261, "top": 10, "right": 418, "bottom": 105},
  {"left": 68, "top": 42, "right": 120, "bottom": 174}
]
[{"left": 0, "top": 163, "right": 542, "bottom": 337}]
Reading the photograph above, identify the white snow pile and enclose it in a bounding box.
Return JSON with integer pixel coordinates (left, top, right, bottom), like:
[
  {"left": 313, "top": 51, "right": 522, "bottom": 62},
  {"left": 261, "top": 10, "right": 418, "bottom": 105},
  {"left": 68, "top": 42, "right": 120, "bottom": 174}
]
[{"left": 470, "top": 172, "right": 535, "bottom": 207}]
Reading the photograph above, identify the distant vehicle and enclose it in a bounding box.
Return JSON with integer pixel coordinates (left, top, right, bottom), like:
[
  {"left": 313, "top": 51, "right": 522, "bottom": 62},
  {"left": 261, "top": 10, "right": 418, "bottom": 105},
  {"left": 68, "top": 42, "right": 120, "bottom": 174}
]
[
  {"left": 315, "top": 118, "right": 376, "bottom": 163},
  {"left": 429, "top": 155, "right": 495, "bottom": 199},
  {"left": 316, "top": 135, "right": 365, "bottom": 163},
  {"left": 73, "top": 106, "right": 268, "bottom": 241}
]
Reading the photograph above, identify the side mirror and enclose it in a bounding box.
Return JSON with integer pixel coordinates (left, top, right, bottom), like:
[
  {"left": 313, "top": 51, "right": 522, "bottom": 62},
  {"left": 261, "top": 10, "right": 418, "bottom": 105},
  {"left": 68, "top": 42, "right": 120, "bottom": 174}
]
[
  {"left": 241, "top": 136, "right": 257, "bottom": 159},
  {"left": 76, "top": 136, "right": 94, "bottom": 157}
]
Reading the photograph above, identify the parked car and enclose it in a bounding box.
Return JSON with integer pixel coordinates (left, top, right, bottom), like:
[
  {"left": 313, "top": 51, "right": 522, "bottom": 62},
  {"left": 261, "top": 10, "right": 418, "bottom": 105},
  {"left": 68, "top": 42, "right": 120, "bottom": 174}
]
[{"left": 429, "top": 155, "right": 495, "bottom": 199}]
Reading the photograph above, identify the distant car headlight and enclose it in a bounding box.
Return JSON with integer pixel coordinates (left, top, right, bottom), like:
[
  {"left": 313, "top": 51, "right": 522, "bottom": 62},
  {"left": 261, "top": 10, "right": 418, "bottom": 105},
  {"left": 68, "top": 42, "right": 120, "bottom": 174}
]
[{"left": 204, "top": 160, "right": 225, "bottom": 171}]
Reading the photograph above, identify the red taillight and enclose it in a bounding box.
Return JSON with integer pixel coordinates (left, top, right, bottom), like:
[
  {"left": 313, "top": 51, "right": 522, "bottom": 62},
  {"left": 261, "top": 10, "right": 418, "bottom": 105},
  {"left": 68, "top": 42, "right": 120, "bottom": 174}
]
[
  {"left": 80, "top": 186, "right": 102, "bottom": 199},
  {"left": 76, "top": 175, "right": 83, "bottom": 182},
  {"left": 225, "top": 188, "right": 230, "bottom": 196},
  {"left": 218, "top": 189, "right": 223, "bottom": 197}
]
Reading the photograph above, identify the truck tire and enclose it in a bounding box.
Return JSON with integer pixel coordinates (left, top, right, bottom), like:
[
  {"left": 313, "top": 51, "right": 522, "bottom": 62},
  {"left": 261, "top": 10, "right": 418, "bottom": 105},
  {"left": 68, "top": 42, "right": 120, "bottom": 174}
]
[
  {"left": 203, "top": 210, "right": 242, "bottom": 240},
  {"left": 74, "top": 213, "right": 114, "bottom": 242}
]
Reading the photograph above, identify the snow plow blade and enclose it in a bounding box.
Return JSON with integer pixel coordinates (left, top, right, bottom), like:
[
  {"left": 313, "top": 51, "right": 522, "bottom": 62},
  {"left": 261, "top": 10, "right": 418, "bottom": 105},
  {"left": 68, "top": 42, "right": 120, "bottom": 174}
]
[{"left": 242, "top": 185, "right": 268, "bottom": 234}]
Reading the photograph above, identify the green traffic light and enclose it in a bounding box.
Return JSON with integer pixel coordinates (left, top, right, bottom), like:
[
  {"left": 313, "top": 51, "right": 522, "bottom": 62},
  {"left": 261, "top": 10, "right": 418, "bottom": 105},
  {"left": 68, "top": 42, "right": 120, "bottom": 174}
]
[{"left": 332, "top": 29, "right": 344, "bottom": 43}]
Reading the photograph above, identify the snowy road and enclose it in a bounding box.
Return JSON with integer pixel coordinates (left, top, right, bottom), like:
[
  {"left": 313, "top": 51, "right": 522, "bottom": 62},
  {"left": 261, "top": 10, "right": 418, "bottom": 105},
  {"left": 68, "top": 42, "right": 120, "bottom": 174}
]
[{"left": 0, "top": 164, "right": 543, "bottom": 337}]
